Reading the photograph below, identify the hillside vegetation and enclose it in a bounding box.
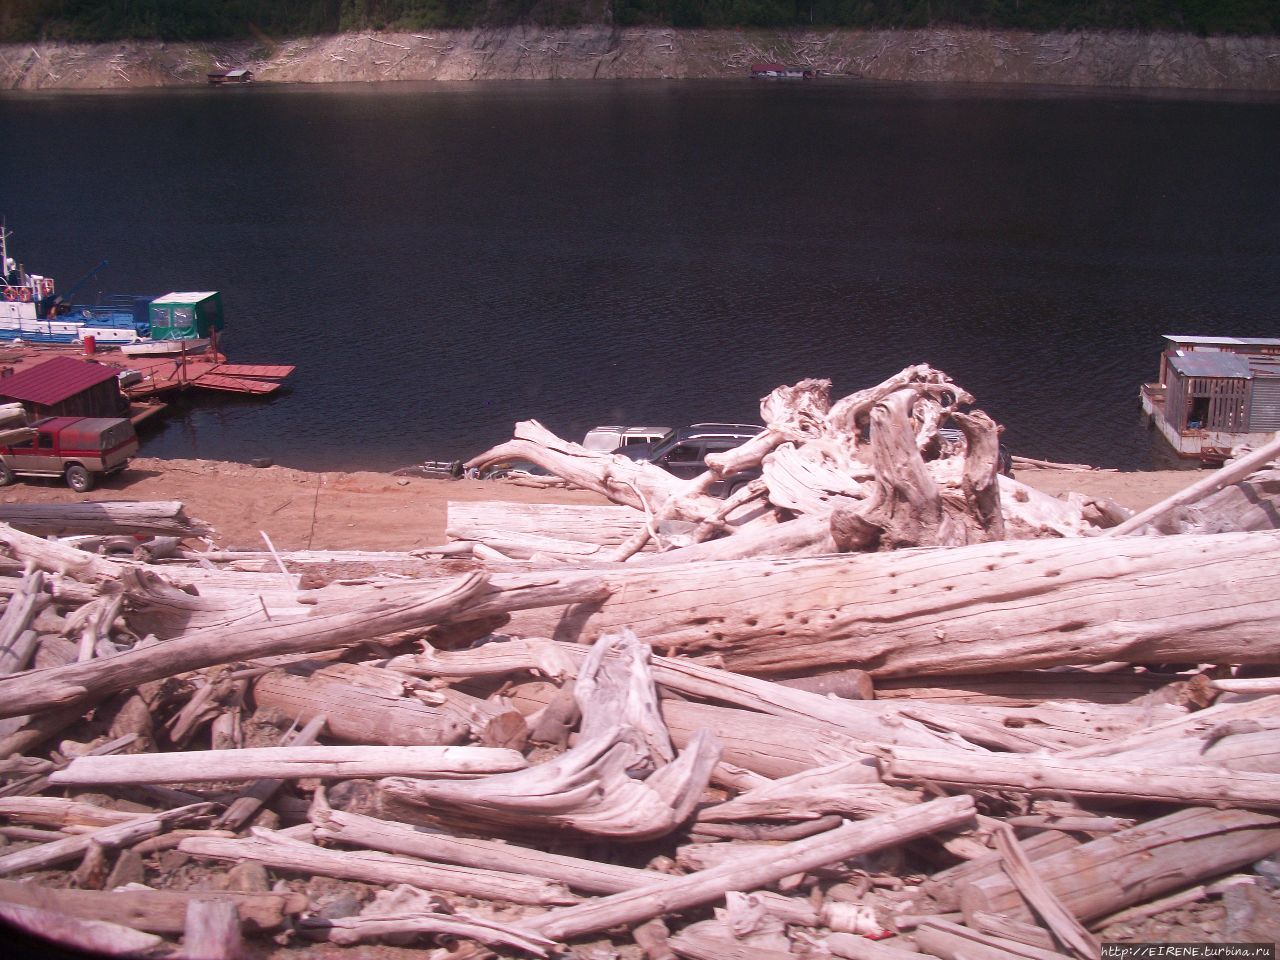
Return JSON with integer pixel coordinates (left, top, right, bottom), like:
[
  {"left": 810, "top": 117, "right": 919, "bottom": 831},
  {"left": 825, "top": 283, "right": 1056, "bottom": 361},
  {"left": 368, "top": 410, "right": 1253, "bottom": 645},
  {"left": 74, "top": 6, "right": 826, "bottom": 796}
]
[{"left": 2, "top": 0, "right": 1277, "bottom": 43}]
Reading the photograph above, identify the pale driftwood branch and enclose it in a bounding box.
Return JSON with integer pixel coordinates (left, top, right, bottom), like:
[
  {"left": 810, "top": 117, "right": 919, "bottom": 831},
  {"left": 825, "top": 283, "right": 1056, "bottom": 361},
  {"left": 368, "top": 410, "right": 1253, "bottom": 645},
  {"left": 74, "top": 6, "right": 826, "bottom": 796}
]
[
  {"left": 1104, "top": 432, "right": 1280, "bottom": 536},
  {"left": 0, "top": 802, "right": 213, "bottom": 876},
  {"left": 311, "top": 803, "right": 665, "bottom": 895},
  {"left": 50, "top": 744, "right": 528, "bottom": 786},
  {"left": 880, "top": 745, "right": 1280, "bottom": 809},
  {"left": 519, "top": 794, "right": 976, "bottom": 943},
  {"left": 178, "top": 828, "right": 578, "bottom": 906}
]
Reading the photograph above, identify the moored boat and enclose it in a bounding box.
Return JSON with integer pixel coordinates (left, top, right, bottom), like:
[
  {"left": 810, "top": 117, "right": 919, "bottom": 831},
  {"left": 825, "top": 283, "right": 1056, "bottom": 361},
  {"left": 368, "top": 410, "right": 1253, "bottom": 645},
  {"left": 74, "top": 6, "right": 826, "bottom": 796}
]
[{"left": 1, "top": 224, "right": 146, "bottom": 345}]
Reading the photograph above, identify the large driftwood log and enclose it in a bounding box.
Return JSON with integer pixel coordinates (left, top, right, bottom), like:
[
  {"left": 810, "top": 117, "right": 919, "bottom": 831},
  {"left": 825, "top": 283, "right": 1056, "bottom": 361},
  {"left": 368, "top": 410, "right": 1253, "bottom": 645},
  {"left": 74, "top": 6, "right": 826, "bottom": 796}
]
[
  {"left": 482, "top": 531, "right": 1280, "bottom": 676},
  {"left": 959, "top": 807, "right": 1280, "bottom": 925},
  {"left": 0, "top": 501, "right": 212, "bottom": 538}
]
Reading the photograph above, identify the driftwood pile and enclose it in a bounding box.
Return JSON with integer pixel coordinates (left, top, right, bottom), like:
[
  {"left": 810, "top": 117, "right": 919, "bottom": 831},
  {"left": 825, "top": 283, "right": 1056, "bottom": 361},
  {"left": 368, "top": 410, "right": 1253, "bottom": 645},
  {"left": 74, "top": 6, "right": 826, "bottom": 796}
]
[{"left": 1, "top": 365, "right": 1279, "bottom": 959}]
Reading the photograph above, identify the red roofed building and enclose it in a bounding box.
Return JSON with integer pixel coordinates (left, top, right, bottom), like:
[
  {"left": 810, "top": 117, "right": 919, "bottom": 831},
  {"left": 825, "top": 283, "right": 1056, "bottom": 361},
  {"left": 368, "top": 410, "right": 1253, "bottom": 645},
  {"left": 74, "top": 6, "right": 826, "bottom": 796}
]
[{"left": 0, "top": 356, "right": 127, "bottom": 420}]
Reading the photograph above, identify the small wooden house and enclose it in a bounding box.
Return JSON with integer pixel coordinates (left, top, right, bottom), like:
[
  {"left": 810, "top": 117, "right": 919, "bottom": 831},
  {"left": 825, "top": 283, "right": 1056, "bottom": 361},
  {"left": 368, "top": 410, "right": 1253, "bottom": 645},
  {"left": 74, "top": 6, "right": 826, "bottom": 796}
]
[
  {"left": 0, "top": 356, "right": 128, "bottom": 420},
  {"left": 208, "top": 69, "right": 253, "bottom": 85},
  {"left": 1141, "top": 335, "right": 1280, "bottom": 462}
]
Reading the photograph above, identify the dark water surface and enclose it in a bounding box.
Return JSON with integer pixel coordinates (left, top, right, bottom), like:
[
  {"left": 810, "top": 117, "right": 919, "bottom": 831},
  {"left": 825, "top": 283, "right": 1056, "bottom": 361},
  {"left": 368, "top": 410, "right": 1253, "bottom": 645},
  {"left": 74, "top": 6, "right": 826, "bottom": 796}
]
[{"left": 2, "top": 80, "right": 1278, "bottom": 471}]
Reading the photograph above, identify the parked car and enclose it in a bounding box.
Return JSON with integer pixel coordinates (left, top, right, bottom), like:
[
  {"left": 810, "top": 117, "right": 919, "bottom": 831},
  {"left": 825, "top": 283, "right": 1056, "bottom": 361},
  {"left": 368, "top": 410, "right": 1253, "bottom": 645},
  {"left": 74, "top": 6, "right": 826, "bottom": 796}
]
[
  {"left": 0, "top": 416, "right": 138, "bottom": 492},
  {"left": 938, "top": 426, "right": 1014, "bottom": 477},
  {"left": 618, "top": 423, "right": 763, "bottom": 497},
  {"left": 581, "top": 425, "right": 672, "bottom": 453}
]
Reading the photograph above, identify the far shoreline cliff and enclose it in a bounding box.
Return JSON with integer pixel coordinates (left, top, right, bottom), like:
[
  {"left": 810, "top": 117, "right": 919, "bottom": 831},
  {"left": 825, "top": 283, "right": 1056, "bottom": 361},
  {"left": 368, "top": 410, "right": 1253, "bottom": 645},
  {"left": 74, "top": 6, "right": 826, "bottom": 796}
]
[{"left": 3, "top": 26, "right": 1280, "bottom": 92}]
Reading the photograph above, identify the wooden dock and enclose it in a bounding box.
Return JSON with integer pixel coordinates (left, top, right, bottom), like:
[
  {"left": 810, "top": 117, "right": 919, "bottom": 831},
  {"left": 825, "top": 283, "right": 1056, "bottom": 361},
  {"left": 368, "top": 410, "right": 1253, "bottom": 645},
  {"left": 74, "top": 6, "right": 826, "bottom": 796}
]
[{"left": 0, "top": 342, "right": 294, "bottom": 427}]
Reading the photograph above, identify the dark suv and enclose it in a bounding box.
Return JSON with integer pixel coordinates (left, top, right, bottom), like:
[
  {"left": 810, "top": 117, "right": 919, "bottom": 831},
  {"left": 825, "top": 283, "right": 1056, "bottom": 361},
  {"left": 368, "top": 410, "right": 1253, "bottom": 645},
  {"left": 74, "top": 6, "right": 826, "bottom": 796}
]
[{"left": 618, "top": 423, "right": 763, "bottom": 497}]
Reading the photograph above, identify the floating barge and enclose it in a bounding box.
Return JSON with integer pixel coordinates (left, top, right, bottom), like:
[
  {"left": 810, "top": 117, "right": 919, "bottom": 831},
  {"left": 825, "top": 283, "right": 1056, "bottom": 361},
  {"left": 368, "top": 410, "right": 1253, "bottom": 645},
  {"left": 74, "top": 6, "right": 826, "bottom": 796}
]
[{"left": 1140, "top": 335, "right": 1280, "bottom": 463}]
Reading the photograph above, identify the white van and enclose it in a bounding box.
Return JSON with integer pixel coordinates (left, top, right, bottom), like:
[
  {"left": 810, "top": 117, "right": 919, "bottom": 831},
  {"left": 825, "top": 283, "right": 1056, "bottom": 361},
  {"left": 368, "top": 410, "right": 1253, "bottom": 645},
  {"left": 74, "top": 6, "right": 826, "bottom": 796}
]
[{"left": 582, "top": 425, "right": 671, "bottom": 453}]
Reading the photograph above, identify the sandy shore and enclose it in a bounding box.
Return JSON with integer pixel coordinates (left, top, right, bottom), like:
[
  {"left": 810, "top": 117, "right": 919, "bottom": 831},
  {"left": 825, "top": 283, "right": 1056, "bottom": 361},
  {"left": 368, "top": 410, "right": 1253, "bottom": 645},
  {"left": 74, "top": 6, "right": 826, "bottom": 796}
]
[{"left": 0, "top": 456, "right": 1205, "bottom": 551}]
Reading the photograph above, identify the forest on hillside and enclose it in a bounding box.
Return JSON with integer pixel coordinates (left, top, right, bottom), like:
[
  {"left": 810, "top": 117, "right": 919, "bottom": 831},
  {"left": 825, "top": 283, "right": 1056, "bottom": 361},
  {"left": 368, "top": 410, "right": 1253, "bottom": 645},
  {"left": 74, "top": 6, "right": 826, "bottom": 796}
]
[{"left": 2, "top": 0, "right": 1276, "bottom": 43}]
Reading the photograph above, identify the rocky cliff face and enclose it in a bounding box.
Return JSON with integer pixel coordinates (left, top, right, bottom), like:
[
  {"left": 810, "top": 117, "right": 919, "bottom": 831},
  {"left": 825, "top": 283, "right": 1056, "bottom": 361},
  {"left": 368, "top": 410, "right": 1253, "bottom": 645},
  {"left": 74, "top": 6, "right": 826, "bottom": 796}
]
[{"left": 3, "top": 26, "right": 1279, "bottom": 91}]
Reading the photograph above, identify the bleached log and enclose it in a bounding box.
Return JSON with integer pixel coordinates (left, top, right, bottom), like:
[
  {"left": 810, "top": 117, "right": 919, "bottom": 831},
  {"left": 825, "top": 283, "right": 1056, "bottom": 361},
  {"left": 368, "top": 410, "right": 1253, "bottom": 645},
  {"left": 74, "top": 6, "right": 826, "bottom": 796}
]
[
  {"left": 959, "top": 807, "right": 1280, "bottom": 924},
  {"left": 518, "top": 795, "right": 976, "bottom": 943},
  {"left": 0, "top": 796, "right": 145, "bottom": 829},
  {"left": 881, "top": 745, "right": 1280, "bottom": 809},
  {"left": 0, "top": 521, "right": 124, "bottom": 582},
  {"left": 0, "top": 501, "right": 212, "bottom": 538},
  {"left": 50, "top": 744, "right": 528, "bottom": 786},
  {"left": 0, "top": 570, "right": 608, "bottom": 719},
  {"left": 488, "top": 531, "right": 1280, "bottom": 677},
  {"left": 311, "top": 804, "right": 665, "bottom": 895},
  {"left": 1149, "top": 468, "right": 1280, "bottom": 535},
  {"left": 179, "top": 828, "right": 577, "bottom": 906},
  {"left": 1105, "top": 433, "right": 1280, "bottom": 536},
  {"left": 252, "top": 661, "right": 466, "bottom": 747},
  {"left": 0, "top": 877, "right": 304, "bottom": 933}
]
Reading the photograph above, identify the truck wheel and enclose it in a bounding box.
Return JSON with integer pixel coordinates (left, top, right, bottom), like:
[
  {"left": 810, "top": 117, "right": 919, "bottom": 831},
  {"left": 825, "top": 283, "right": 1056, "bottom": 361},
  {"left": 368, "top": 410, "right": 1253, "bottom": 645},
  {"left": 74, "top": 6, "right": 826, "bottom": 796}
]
[
  {"left": 0, "top": 462, "right": 13, "bottom": 487},
  {"left": 65, "top": 464, "right": 94, "bottom": 493}
]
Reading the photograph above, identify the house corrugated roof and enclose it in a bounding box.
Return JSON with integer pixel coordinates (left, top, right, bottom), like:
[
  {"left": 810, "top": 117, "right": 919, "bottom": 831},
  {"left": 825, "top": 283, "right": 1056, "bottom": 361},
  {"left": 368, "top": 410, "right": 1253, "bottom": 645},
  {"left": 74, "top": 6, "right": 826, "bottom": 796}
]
[
  {"left": 0, "top": 356, "right": 120, "bottom": 406},
  {"left": 1168, "top": 353, "right": 1254, "bottom": 379}
]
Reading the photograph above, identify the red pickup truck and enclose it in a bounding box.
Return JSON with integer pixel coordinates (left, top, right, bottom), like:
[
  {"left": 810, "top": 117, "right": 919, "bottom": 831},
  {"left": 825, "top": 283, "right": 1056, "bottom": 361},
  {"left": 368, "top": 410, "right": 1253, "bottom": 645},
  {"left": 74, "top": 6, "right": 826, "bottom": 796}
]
[{"left": 0, "top": 416, "right": 139, "bottom": 492}]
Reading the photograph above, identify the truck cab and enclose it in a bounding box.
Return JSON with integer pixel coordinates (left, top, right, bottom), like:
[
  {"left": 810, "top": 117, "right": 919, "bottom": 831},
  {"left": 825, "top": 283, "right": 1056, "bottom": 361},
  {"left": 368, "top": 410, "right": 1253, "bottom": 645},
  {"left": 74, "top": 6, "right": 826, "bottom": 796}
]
[{"left": 0, "top": 416, "right": 138, "bottom": 492}]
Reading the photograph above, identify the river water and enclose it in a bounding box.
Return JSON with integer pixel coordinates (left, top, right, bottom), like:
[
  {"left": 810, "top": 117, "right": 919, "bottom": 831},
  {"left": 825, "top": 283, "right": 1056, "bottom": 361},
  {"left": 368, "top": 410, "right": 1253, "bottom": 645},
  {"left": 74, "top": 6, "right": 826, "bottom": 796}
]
[{"left": 1, "top": 79, "right": 1277, "bottom": 471}]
